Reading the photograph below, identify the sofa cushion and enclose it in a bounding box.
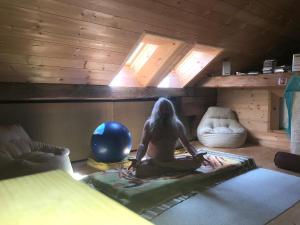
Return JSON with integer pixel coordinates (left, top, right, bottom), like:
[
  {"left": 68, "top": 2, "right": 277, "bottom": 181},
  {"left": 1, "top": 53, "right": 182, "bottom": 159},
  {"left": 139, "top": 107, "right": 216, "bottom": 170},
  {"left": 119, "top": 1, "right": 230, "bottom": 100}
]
[
  {"left": 19, "top": 152, "right": 56, "bottom": 162},
  {"left": 0, "top": 140, "right": 31, "bottom": 159},
  {"left": 0, "top": 124, "right": 73, "bottom": 179},
  {"left": 203, "top": 107, "right": 236, "bottom": 120}
]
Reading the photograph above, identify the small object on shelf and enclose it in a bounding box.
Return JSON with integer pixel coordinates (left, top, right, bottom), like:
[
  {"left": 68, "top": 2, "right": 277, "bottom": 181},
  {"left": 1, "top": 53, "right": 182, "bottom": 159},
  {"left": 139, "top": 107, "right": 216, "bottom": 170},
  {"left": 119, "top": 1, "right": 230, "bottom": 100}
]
[
  {"left": 247, "top": 71, "right": 259, "bottom": 75},
  {"left": 201, "top": 72, "right": 292, "bottom": 88},
  {"left": 222, "top": 60, "right": 231, "bottom": 76},
  {"left": 262, "top": 59, "right": 277, "bottom": 74},
  {"left": 292, "top": 54, "right": 300, "bottom": 72},
  {"left": 274, "top": 65, "right": 288, "bottom": 73},
  {"left": 274, "top": 68, "right": 284, "bottom": 73},
  {"left": 262, "top": 70, "right": 273, "bottom": 74}
]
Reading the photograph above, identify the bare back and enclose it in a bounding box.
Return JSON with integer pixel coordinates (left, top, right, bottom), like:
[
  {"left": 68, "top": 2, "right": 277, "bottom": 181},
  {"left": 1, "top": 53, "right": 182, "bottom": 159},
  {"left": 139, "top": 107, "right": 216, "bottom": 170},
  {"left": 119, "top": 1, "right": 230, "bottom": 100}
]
[
  {"left": 146, "top": 121, "right": 179, "bottom": 161},
  {"left": 135, "top": 97, "right": 198, "bottom": 164},
  {"left": 140, "top": 119, "right": 195, "bottom": 162}
]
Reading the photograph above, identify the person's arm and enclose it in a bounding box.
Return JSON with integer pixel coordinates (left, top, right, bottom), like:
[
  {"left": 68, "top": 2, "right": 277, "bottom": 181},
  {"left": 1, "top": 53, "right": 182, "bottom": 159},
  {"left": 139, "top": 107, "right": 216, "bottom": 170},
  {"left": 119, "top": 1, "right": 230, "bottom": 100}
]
[
  {"left": 177, "top": 120, "right": 197, "bottom": 157},
  {"left": 177, "top": 120, "right": 214, "bottom": 167},
  {"left": 136, "top": 121, "right": 151, "bottom": 164}
]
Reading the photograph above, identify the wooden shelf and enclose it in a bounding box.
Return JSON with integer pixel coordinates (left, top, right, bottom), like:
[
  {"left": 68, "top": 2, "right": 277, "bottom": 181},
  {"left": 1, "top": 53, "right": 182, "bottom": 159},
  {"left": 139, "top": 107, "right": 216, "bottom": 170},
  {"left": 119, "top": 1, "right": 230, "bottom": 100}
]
[{"left": 199, "top": 72, "right": 292, "bottom": 88}]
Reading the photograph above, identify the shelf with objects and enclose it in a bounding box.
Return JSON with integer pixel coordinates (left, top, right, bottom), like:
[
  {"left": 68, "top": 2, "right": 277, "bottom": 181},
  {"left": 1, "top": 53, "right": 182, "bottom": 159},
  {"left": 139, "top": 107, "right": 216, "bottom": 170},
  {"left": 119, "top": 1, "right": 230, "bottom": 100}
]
[{"left": 199, "top": 72, "right": 293, "bottom": 88}]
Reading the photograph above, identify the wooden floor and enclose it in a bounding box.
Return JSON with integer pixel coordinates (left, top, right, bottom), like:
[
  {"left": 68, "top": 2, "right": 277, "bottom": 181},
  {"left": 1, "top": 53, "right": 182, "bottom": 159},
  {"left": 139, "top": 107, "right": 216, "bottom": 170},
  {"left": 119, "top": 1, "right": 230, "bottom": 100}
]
[{"left": 72, "top": 143, "right": 300, "bottom": 225}]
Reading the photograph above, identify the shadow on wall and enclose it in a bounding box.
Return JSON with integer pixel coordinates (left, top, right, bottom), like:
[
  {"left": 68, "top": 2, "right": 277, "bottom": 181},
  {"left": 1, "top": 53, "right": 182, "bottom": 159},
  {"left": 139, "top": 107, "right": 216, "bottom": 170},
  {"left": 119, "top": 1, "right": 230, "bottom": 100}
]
[
  {"left": 0, "top": 98, "right": 210, "bottom": 161},
  {"left": 0, "top": 101, "right": 155, "bottom": 161}
]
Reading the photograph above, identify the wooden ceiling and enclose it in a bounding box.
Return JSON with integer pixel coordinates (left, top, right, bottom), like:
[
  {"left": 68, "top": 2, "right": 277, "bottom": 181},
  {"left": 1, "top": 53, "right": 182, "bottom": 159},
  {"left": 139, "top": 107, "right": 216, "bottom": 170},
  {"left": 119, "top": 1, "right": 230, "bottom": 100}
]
[{"left": 0, "top": 0, "right": 300, "bottom": 86}]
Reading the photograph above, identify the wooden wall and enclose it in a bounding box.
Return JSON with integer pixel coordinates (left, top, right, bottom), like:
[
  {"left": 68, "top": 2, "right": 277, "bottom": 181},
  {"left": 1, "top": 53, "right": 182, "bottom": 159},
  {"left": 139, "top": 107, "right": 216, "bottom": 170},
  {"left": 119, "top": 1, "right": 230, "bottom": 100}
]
[
  {"left": 0, "top": 86, "right": 216, "bottom": 160},
  {"left": 0, "top": 100, "right": 159, "bottom": 161},
  {"left": 217, "top": 88, "right": 290, "bottom": 150}
]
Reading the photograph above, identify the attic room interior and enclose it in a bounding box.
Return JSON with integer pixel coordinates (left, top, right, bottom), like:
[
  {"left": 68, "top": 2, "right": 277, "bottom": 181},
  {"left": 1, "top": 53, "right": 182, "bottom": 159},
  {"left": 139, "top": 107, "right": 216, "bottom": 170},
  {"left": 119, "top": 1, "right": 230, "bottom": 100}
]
[{"left": 1, "top": 0, "right": 300, "bottom": 224}]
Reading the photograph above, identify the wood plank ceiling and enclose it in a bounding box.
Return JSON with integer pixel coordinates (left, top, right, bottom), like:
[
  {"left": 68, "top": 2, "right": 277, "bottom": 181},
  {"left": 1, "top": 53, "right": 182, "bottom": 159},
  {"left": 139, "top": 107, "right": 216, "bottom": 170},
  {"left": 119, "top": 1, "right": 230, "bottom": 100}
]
[{"left": 0, "top": 0, "right": 300, "bottom": 86}]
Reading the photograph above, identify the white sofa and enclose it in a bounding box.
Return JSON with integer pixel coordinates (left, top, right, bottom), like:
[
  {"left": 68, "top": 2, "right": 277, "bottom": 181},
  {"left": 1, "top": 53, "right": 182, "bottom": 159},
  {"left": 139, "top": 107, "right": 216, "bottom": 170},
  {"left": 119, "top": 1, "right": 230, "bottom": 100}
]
[
  {"left": 197, "top": 107, "right": 247, "bottom": 148},
  {"left": 0, "top": 125, "right": 73, "bottom": 180}
]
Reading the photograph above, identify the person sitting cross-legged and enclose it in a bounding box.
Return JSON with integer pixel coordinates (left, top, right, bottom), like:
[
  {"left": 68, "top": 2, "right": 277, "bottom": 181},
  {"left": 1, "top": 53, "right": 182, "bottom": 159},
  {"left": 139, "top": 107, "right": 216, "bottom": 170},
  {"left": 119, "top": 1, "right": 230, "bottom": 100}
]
[{"left": 131, "top": 97, "right": 211, "bottom": 178}]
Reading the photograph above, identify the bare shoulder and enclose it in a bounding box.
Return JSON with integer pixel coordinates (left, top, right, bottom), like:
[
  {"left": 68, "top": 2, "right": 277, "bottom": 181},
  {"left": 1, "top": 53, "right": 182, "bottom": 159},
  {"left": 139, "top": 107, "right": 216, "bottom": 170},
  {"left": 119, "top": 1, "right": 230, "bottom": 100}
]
[
  {"left": 176, "top": 119, "right": 185, "bottom": 132},
  {"left": 144, "top": 120, "right": 151, "bottom": 133},
  {"left": 144, "top": 119, "right": 151, "bottom": 128}
]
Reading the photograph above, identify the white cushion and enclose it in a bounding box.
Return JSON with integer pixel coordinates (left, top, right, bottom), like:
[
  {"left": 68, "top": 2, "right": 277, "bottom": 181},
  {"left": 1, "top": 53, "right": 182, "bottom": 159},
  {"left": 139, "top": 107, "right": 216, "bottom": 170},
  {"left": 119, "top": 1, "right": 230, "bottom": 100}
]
[{"left": 197, "top": 107, "right": 247, "bottom": 148}]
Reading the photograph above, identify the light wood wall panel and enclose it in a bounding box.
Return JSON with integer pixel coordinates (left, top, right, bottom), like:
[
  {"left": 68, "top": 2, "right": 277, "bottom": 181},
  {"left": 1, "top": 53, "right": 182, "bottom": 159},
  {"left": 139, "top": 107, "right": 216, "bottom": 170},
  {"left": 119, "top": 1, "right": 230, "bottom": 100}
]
[
  {"left": 0, "top": 101, "right": 154, "bottom": 161},
  {"left": 217, "top": 88, "right": 290, "bottom": 150},
  {"left": 0, "top": 0, "right": 300, "bottom": 85},
  {"left": 0, "top": 84, "right": 216, "bottom": 160},
  {"left": 112, "top": 101, "right": 155, "bottom": 149},
  {"left": 0, "top": 102, "right": 113, "bottom": 161}
]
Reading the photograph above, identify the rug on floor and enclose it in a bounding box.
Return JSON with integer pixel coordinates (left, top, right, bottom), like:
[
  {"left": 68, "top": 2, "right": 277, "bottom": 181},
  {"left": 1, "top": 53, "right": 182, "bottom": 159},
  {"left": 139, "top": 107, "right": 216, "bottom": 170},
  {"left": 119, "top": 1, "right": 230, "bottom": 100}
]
[
  {"left": 152, "top": 168, "right": 300, "bottom": 225},
  {"left": 82, "top": 150, "right": 256, "bottom": 213}
]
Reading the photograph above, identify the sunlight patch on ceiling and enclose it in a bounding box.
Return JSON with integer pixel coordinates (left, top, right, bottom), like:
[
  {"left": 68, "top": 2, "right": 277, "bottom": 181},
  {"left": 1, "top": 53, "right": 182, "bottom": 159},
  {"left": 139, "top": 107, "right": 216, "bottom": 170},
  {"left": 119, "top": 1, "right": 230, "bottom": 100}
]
[
  {"left": 158, "top": 44, "right": 222, "bottom": 88},
  {"left": 126, "top": 42, "right": 158, "bottom": 73}
]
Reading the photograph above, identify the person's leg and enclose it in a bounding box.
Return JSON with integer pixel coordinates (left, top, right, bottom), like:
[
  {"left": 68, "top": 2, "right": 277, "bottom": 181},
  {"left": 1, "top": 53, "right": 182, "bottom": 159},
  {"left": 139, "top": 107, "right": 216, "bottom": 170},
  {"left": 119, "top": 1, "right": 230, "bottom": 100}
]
[
  {"left": 153, "top": 152, "right": 208, "bottom": 172},
  {"left": 153, "top": 158, "right": 201, "bottom": 172},
  {"left": 134, "top": 159, "right": 162, "bottom": 178},
  {"left": 133, "top": 152, "right": 208, "bottom": 178}
]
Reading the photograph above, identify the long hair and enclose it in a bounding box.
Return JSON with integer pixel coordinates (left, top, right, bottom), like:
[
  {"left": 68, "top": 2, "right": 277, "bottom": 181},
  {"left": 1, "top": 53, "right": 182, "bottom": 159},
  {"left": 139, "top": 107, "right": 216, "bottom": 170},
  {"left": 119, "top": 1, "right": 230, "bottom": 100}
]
[{"left": 149, "top": 97, "right": 178, "bottom": 132}]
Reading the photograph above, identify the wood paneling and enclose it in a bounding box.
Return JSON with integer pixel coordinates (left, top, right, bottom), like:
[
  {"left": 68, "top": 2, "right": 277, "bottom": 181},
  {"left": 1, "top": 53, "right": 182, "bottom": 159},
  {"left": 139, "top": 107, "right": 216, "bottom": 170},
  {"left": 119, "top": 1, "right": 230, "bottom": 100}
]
[
  {"left": 0, "top": 88, "right": 216, "bottom": 160},
  {"left": 217, "top": 88, "right": 290, "bottom": 150},
  {"left": 0, "top": 0, "right": 299, "bottom": 85},
  {"left": 112, "top": 101, "right": 154, "bottom": 149},
  {"left": 179, "top": 96, "right": 217, "bottom": 117},
  {"left": 178, "top": 91, "right": 217, "bottom": 139}
]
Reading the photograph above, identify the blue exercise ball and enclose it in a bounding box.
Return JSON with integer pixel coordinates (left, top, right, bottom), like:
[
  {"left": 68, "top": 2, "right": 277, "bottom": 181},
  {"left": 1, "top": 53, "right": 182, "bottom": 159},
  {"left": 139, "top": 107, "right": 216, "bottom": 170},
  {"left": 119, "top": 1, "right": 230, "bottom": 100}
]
[{"left": 91, "top": 121, "right": 132, "bottom": 162}]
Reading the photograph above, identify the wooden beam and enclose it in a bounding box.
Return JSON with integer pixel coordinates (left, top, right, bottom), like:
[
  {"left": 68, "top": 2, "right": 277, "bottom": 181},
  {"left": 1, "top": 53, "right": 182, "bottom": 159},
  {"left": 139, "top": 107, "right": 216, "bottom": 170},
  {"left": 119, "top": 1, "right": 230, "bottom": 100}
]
[
  {"left": 199, "top": 73, "right": 292, "bottom": 88},
  {"left": 0, "top": 82, "right": 215, "bottom": 101}
]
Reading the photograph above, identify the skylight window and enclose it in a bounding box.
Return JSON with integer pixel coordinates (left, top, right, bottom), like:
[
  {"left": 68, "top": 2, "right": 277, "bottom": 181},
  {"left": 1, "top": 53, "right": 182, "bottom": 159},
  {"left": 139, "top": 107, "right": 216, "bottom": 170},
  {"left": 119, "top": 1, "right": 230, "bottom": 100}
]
[
  {"left": 157, "top": 73, "right": 181, "bottom": 88},
  {"left": 126, "top": 42, "right": 158, "bottom": 73},
  {"left": 157, "top": 75, "right": 171, "bottom": 88},
  {"left": 109, "top": 33, "right": 222, "bottom": 88},
  {"left": 109, "top": 33, "right": 185, "bottom": 87},
  {"left": 176, "top": 51, "right": 204, "bottom": 78},
  {"left": 158, "top": 44, "right": 222, "bottom": 88},
  {"left": 126, "top": 42, "right": 144, "bottom": 65}
]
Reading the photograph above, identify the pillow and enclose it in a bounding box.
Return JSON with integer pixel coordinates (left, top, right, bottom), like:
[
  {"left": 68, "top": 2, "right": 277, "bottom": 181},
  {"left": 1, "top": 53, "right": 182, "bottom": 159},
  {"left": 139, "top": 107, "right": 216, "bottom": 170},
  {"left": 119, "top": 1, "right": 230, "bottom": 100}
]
[
  {"left": 0, "top": 140, "right": 31, "bottom": 159},
  {"left": 274, "top": 151, "right": 300, "bottom": 173},
  {"left": 213, "top": 127, "right": 234, "bottom": 134}
]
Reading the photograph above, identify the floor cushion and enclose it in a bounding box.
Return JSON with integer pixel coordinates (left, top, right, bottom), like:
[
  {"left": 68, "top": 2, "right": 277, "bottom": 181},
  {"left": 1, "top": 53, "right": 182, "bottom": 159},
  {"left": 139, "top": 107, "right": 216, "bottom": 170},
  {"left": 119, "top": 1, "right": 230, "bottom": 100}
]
[{"left": 197, "top": 107, "right": 247, "bottom": 148}]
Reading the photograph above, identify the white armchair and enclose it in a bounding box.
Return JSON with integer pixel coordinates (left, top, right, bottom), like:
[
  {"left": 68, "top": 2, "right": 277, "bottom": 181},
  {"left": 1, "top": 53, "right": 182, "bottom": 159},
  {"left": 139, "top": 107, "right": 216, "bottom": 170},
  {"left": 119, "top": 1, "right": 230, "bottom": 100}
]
[
  {"left": 197, "top": 107, "right": 247, "bottom": 148},
  {"left": 0, "top": 125, "right": 73, "bottom": 180}
]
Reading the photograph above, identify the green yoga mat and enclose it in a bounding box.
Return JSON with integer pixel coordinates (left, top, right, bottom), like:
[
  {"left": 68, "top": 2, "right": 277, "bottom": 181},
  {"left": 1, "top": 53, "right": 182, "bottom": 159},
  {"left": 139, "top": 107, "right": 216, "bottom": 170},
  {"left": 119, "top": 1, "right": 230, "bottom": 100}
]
[{"left": 83, "top": 151, "right": 255, "bottom": 212}]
